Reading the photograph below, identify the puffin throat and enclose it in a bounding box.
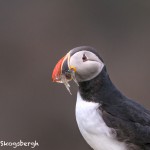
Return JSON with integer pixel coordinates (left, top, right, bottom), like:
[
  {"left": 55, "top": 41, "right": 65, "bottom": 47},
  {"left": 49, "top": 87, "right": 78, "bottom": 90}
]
[{"left": 78, "top": 67, "right": 119, "bottom": 103}]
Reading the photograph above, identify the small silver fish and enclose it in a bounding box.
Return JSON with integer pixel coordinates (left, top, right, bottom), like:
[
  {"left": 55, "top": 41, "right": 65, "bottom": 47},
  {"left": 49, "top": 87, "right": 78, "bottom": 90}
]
[{"left": 59, "top": 70, "right": 78, "bottom": 95}]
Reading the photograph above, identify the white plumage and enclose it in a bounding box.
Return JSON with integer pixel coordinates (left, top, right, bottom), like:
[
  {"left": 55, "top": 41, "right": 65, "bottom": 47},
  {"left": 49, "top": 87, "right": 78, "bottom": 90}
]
[{"left": 75, "top": 92, "right": 127, "bottom": 150}]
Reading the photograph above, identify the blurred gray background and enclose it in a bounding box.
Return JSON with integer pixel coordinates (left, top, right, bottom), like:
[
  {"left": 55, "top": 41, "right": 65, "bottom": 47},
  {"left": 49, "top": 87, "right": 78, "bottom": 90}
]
[{"left": 0, "top": 0, "right": 150, "bottom": 150}]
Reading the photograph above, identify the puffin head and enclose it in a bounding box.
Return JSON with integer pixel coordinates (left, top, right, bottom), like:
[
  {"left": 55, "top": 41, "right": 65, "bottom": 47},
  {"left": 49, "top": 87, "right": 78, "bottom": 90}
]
[{"left": 52, "top": 46, "right": 105, "bottom": 93}]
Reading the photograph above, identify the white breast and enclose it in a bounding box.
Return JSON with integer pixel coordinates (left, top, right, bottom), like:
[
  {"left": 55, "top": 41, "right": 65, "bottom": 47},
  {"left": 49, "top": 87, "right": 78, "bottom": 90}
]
[{"left": 75, "top": 92, "right": 127, "bottom": 150}]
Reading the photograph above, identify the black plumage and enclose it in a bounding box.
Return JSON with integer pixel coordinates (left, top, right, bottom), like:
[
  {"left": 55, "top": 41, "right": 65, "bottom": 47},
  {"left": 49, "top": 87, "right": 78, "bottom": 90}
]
[{"left": 79, "top": 66, "right": 150, "bottom": 150}]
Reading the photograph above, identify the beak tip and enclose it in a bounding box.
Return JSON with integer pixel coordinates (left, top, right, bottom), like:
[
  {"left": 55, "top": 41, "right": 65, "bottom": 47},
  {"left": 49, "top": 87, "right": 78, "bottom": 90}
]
[
  {"left": 52, "top": 73, "right": 58, "bottom": 82},
  {"left": 52, "top": 58, "right": 64, "bottom": 82}
]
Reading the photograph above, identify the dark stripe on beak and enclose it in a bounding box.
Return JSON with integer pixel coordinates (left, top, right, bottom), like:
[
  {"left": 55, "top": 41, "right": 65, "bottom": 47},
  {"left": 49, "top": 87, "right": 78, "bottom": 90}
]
[
  {"left": 62, "top": 57, "right": 69, "bottom": 74},
  {"left": 61, "top": 52, "right": 70, "bottom": 74}
]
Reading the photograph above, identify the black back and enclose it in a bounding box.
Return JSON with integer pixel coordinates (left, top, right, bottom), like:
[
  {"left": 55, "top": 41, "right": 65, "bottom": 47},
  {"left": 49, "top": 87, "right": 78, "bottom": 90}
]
[{"left": 79, "top": 67, "right": 150, "bottom": 150}]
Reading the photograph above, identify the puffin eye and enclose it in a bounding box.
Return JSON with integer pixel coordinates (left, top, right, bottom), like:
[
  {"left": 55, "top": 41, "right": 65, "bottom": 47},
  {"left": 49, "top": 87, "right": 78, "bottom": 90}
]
[{"left": 82, "top": 54, "right": 88, "bottom": 62}]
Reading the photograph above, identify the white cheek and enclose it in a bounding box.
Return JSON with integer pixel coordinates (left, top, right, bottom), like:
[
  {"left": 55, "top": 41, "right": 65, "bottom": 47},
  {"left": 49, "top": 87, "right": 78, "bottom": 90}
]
[
  {"left": 70, "top": 57, "right": 104, "bottom": 82},
  {"left": 78, "top": 61, "right": 104, "bottom": 81}
]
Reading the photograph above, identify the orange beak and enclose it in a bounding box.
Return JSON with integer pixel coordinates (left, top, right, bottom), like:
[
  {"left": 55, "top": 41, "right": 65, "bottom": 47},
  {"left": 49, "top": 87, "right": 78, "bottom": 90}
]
[
  {"left": 52, "top": 56, "right": 65, "bottom": 82},
  {"left": 52, "top": 51, "right": 77, "bottom": 84},
  {"left": 52, "top": 52, "right": 71, "bottom": 82}
]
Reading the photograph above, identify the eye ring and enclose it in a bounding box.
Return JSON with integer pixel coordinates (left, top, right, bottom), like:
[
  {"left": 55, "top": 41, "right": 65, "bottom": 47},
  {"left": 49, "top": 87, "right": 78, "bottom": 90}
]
[{"left": 82, "top": 54, "right": 88, "bottom": 62}]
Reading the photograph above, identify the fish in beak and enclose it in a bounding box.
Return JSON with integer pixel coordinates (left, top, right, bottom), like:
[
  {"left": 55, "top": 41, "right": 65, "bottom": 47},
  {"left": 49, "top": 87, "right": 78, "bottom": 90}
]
[{"left": 52, "top": 52, "right": 78, "bottom": 94}]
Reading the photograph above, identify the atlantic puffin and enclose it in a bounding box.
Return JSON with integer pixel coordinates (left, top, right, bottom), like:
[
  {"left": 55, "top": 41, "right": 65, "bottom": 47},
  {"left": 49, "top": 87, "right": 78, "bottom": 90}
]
[{"left": 52, "top": 46, "right": 150, "bottom": 150}]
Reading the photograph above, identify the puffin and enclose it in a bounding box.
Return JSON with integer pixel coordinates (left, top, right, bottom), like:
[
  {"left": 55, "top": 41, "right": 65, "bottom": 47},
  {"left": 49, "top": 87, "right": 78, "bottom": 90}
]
[{"left": 52, "top": 46, "right": 150, "bottom": 150}]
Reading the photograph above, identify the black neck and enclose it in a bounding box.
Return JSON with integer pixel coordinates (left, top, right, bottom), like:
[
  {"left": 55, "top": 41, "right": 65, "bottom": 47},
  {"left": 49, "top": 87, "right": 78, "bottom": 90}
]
[{"left": 78, "top": 67, "right": 124, "bottom": 104}]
